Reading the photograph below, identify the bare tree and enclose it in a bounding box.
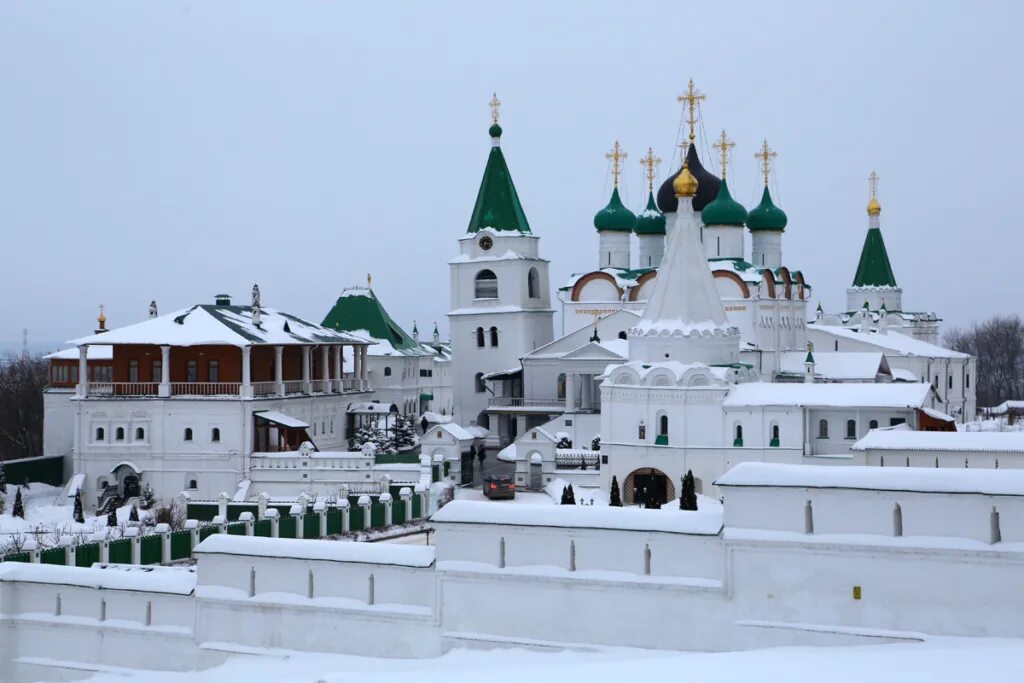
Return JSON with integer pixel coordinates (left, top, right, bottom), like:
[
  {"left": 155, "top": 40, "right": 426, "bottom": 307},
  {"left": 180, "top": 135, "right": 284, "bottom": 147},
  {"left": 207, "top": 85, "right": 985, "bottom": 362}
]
[
  {"left": 0, "top": 356, "right": 47, "bottom": 460},
  {"left": 945, "top": 315, "right": 1024, "bottom": 408}
]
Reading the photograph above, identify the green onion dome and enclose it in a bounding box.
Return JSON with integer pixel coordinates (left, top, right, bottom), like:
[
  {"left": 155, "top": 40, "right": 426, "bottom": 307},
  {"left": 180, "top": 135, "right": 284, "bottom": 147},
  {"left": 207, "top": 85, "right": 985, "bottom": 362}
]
[
  {"left": 489, "top": 123, "right": 503, "bottom": 138},
  {"left": 593, "top": 187, "right": 637, "bottom": 232},
  {"left": 634, "top": 191, "right": 666, "bottom": 235},
  {"left": 700, "top": 178, "right": 747, "bottom": 226},
  {"left": 746, "top": 186, "right": 788, "bottom": 231}
]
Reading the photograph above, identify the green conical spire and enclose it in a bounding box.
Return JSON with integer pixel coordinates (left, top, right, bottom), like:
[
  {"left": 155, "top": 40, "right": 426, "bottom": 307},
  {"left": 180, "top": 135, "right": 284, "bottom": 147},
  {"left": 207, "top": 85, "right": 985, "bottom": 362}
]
[
  {"left": 322, "top": 287, "right": 422, "bottom": 352},
  {"left": 701, "top": 178, "right": 748, "bottom": 226},
  {"left": 466, "top": 124, "right": 531, "bottom": 234},
  {"left": 852, "top": 227, "right": 897, "bottom": 287},
  {"left": 634, "top": 191, "right": 666, "bottom": 235},
  {"left": 593, "top": 187, "right": 636, "bottom": 232}
]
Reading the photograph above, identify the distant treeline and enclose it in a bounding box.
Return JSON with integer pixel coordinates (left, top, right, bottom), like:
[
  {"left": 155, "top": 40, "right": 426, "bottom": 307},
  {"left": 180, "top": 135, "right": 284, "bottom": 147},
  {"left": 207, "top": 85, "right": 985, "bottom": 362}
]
[
  {"left": 0, "top": 356, "right": 47, "bottom": 460},
  {"left": 944, "top": 315, "right": 1024, "bottom": 410}
]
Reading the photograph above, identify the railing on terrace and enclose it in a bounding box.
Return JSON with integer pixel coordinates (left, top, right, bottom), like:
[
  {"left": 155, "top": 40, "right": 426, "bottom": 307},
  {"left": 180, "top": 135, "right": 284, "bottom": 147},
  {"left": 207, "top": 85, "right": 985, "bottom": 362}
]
[
  {"left": 488, "top": 397, "right": 564, "bottom": 408},
  {"left": 340, "top": 377, "right": 365, "bottom": 392},
  {"left": 171, "top": 382, "right": 241, "bottom": 397},
  {"left": 249, "top": 455, "right": 372, "bottom": 470},
  {"left": 555, "top": 450, "right": 602, "bottom": 470},
  {"left": 87, "top": 382, "right": 159, "bottom": 397},
  {"left": 283, "top": 380, "right": 305, "bottom": 394},
  {"left": 252, "top": 381, "right": 277, "bottom": 397}
]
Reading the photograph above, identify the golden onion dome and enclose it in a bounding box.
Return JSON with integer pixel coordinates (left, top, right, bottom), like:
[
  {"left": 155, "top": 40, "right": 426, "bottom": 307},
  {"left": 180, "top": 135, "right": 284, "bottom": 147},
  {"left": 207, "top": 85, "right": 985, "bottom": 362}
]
[
  {"left": 673, "top": 160, "right": 698, "bottom": 197},
  {"left": 867, "top": 196, "right": 881, "bottom": 216},
  {"left": 97, "top": 307, "right": 107, "bottom": 324}
]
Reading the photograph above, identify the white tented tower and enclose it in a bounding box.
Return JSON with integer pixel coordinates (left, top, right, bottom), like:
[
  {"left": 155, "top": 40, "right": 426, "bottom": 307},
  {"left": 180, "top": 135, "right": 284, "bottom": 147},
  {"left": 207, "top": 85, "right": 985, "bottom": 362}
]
[{"left": 448, "top": 112, "right": 554, "bottom": 433}]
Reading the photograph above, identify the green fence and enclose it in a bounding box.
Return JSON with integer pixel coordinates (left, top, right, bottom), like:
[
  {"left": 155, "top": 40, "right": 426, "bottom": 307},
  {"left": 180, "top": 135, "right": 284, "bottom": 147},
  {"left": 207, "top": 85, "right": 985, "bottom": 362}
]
[
  {"left": 373, "top": 452, "right": 421, "bottom": 465},
  {"left": 187, "top": 503, "right": 219, "bottom": 522},
  {"left": 279, "top": 516, "right": 296, "bottom": 539},
  {"left": 370, "top": 502, "right": 386, "bottom": 528},
  {"left": 140, "top": 535, "right": 162, "bottom": 565},
  {"left": 76, "top": 543, "right": 100, "bottom": 568},
  {"left": 303, "top": 514, "right": 319, "bottom": 539},
  {"left": 109, "top": 538, "right": 132, "bottom": 564},
  {"left": 326, "top": 509, "right": 342, "bottom": 535},
  {"left": 4, "top": 552, "right": 30, "bottom": 563},
  {"left": 254, "top": 519, "right": 272, "bottom": 537},
  {"left": 349, "top": 504, "right": 364, "bottom": 531},
  {"left": 227, "top": 522, "right": 247, "bottom": 536},
  {"left": 198, "top": 526, "right": 218, "bottom": 543},
  {"left": 392, "top": 500, "right": 407, "bottom": 525},
  {"left": 412, "top": 494, "right": 422, "bottom": 519},
  {"left": 170, "top": 531, "right": 192, "bottom": 560},
  {"left": 40, "top": 547, "right": 66, "bottom": 565},
  {"left": 1, "top": 454, "right": 66, "bottom": 487}
]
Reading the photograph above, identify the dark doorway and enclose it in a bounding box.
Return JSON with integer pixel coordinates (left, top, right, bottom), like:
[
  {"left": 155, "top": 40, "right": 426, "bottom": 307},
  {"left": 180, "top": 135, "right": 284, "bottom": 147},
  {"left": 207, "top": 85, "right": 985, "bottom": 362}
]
[
  {"left": 122, "top": 475, "right": 141, "bottom": 499},
  {"left": 624, "top": 467, "right": 674, "bottom": 507}
]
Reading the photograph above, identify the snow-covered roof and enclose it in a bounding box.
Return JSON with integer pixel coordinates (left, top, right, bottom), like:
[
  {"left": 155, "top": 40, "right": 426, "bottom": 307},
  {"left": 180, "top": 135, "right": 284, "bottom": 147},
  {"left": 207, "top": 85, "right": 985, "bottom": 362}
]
[
  {"left": 194, "top": 534, "right": 435, "bottom": 566},
  {"left": 723, "top": 382, "right": 931, "bottom": 409},
  {"left": 920, "top": 407, "right": 955, "bottom": 422},
  {"left": 990, "top": 401, "right": 1024, "bottom": 415},
  {"left": 69, "top": 305, "right": 369, "bottom": 348},
  {"left": 778, "top": 352, "right": 887, "bottom": 381},
  {"left": 808, "top": 325, "right": 969, "bottom": 359},
  {"left": 253, "top": 410, "right": 309, "bottom": 429},
  {"left": 482, "top": 366, "right": 522, "bottom": 380},
  {"left": 466, "top": 426, "right": 489, "bottom": 438},
  {"left": 891, "top": 368, "right": 919, "bottom": 382},
  {"left": 45, "top": 345, "right": 113, "bottom": 361},
  {"left": 431, "top": 500, "right": 722, "bottom": 535},
  {"left": 603, "top": 360, "right": 735, "bottom": 385},
  {"left": 852, "top": 430, "right": 1024, "bottom": 454},
  {"left": 716, "top": 462, "right": 1024, "bottom": 496},
  {"left": 431, "top": 423, "right": 475, "bottom": 442},
  {"left": 0, "top": 563, "right": 196, "bottom": 594},
  {"left": 347, "top": 402, "right": 398, "bottom": 415}
]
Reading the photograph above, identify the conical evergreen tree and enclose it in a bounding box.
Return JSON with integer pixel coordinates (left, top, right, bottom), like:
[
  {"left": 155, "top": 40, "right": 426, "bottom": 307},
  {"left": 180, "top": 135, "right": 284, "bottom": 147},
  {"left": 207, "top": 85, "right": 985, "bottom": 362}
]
[
  {"left": 0, "top": 462, "right": 7, "bottom": 494},
  {"left": 560, "top": 485, "right": 570, "bottom": 505},
  {"left": 609, "top": 476, "right": 622, "bottom": 507},
  {"left": 73, "top": 490, "right": 84, "bottom": 523},
  {"left": 680, "top": 470, "right": 698, "bottom": 511},
  {"left": 107, "top": 507, "right": 118, "bottom": 527},
  {"left": 12, "top": 487, "right": 25, "bottom": 519},
  {"left": 129, "top": 504, "right": 139, "bottom": 523},
  {"left": 566, "top": 484, "right": 576, "bottom": 505}
]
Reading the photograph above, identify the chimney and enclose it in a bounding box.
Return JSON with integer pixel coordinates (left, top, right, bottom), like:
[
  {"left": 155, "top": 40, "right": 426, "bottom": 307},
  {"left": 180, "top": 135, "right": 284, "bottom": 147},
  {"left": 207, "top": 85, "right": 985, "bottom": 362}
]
[
  {"left": 149, "top": 300, "right": 158, "bottom": 318},
  {"left": 251, "top": 284, "right": 262, "bottom": 327}
]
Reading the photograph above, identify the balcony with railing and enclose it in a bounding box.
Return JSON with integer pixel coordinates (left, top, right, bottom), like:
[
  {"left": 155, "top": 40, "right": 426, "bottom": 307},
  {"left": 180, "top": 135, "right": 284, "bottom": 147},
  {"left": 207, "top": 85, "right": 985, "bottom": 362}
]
[
  {"left": 487, "top": 397, "right": 566, "bottom": 411},
  {"left": 82, "top": 375, "right": 370, "bottom": 399}
]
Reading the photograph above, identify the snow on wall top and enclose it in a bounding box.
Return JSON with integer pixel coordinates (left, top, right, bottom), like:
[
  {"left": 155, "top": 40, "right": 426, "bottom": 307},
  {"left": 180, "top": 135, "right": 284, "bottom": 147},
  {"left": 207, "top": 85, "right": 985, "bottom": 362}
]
[
  {"left": 716, "top": 462, "right": 1024, "bottom": 496},
  {"left": 45, "top": 345, "right": 113, "bottom": 361},
  {"left": 778, "top": 351, "right": 885, "bottom": 380},
  {"left": 0, "top": 562, "right": 197, "bottom": 594},
  {"left": 68, "top": 305, "right": 369, "bottom": 348},
  {"left": 431, "top": 500, "right": 723, "bottom": 535},
  {"left": 852, "top": 430, "right": 1024, "bottom": 453},
  {"left": 723, "top": 382, "right": 931, "bottom": 409},
  {"left": 194, "top": 534, "right": 436, "bottom": 567}
]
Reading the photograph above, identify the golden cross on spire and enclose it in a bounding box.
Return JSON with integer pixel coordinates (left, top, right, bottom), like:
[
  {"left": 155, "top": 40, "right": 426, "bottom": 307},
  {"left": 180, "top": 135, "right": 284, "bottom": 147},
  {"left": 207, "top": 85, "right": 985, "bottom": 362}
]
[
  {"left": 869, "top": 171, "right": 879, "bottom": 199},
  {"left": 489, "top": 92, "right": 501, "bottom": 124},
  {"left": 367, "top": 273, "right": 372, "bottom": 289},
  {"left": 754, "top": 139, "right": 777, "bottom": 187},
  {"left": 639, "top": 147, "right": 661, "bottom": 192},
  {"left": 712, "top": 129, "right": 735, "bottom": 180},
  {"left": 605, "top": 140, "right": 628, "bottom": 188},
  {"left": 676, "top": 78, "right": 706, "bottom": 144}
]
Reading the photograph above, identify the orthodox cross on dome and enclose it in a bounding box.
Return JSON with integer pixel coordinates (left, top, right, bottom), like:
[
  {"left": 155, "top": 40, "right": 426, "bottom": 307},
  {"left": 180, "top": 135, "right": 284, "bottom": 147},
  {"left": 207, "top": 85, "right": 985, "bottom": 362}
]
[
  {"left": 489, "top": 92, "right": 501, "bottom": 124},
  {"left": 605, "top": 140, "right": 628, "bottom": 188},
  {"left": 713, "top": 129, "right": 735, "bottom": 179},
  {"left": 639, "top": 147, "right": 661, "bottom": 192},
  {"left": 754, "top": 139, "right": 777, "bottom": 187},
  {"left": 367, "top": 273, "right": 373, "bottom": 289},
  {"left": 676, "top": 78, "right": 706, "bottom": 145},
  {"left": 869, "top": 170, "right": 879, "bottom": 198}
]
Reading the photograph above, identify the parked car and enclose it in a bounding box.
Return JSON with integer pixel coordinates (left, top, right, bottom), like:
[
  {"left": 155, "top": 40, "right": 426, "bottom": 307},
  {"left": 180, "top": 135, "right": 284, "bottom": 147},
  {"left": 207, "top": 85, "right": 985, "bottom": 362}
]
[{"left": 483, "top": 475, "right": 516, "bottom": 500}]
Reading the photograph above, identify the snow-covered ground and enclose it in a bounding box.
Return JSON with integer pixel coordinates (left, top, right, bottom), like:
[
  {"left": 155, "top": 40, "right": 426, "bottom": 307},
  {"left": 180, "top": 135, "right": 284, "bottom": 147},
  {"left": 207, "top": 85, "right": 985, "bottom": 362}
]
[{"left": 80, "top": 637, "right": 1024, "bottom": 683}]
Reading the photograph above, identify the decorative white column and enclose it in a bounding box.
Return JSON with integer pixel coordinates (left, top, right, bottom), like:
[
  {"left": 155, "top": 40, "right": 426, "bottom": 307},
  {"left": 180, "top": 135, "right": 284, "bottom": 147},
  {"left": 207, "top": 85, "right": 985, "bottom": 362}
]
[
  {"left": 333, "top": 345, "right": 342, "bottom": 392},
  {"left": 351, "top": 345, "right": 361, "bottom": 391},
  {"left": 159, "top": 345, "right": 171, "bottom": 398},
  {"left": 302, "top": 347, "right": 312, "bottom": 394},
  {"left": 320, "top": 345, "right": 331, "bottom": 394},
  {"left": 241, "top": 346, "right": 253, "bottom": 399},
  {"left": 274, "top": 345, "right": 284, "bottom": 396},
  {"left": 564, "top": 373, "right": 577, "bottom": 412},
  {"left": 360, "top": 347, "right": 369, "bottom": 390},
  {"left": 77, "top": 345, "right": 89, "bottom": 397}
]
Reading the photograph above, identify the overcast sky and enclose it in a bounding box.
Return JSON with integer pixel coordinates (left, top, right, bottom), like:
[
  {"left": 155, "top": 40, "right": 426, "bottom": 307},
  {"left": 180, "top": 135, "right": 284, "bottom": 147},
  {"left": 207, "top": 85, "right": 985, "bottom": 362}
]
[{"left": 1, "top": 1, "right": 1021, "bottom": 352}]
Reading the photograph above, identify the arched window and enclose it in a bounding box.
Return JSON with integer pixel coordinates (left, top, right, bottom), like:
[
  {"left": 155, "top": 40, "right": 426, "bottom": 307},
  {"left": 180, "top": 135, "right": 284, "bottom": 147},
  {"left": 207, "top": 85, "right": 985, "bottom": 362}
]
[
  {"left": 474, "top": 372, "right": 486, "bottom": 393},
  {"left": 948, "top": 375, "right": 953, "bottom": 389},
  {"left": 115, "top": 427, "right": 125, "bottom": 441},
  {"left": 185, "top": 474, "right": 198, "bottom": 490},
  {"left": 384, "top": 366, "right": 392, "bottom": 377},
  {"left": 659, "top": 415, "right": 669, "bottom": 436},
  {"left": 135, "top": 427, "right": 145, "bottom": 441},
  {"left": 734, "top": 424, "right": 743, "bottom": 446},
  {"left": 966, "top": 373, "right": 970, "bottom": 389},
  {"left": 770, "top": 424, "right": 779, "bottom": 447},
  {"left": 476, "top": 327, "right": 485, "bottom": 348},
  {"left": 818, "top": 419, "right": 829, "bottom": 439},
  {"left": 527, "top": 267, "right": 540, "bottom": 299},
  {"left": 474, "top": 269, "right": 498, "bottom": 299},
  {"left": 184, "top": 427, "right": 194, "bottom": 442},
  {"left": 95, "top": 427, "right": 105, "bottom": 442},
  {"left": 869, "top": 419, "right": 879, "bottom": 429},
  {"left": 211, "top": 427, "right": 221, "bottom": 443},
  {"left": 490, "top": 326, "right": 499, "bottom": 347},
  {"left": 846, "top": 419, "right": 857, "bottom": 439}
]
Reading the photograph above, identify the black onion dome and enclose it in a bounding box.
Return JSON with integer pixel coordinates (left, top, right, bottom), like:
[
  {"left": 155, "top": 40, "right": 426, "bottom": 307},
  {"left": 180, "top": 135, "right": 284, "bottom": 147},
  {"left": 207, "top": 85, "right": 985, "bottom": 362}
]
[{"left": 656, "top": 143, "right": 722, "bottom": 213}]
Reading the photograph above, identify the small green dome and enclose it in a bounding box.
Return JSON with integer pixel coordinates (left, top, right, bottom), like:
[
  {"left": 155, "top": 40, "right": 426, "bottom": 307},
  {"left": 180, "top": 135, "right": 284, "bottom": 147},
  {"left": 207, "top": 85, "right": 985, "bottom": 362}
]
[
  {"left": 746, "top": 186, "right": 788, "bottom": 231},
  {"left": 489, "top": 123, "right": 503, "bottom": 138},
  {"left": 634, "top": 191, "right": 666, "bottom": 235},
  {"left": 593, "top": 187, "right": 637, "bottom": 232},
  {"left": 701, "top": 179, "right": 747, "bottom": 226}
]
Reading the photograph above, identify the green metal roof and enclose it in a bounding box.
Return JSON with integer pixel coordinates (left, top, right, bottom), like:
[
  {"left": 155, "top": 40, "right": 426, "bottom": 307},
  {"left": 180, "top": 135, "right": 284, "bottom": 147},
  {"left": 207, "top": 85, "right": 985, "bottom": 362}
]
[
  {"left": 701, "top": 178, "right": 748, "bottom": 226},
  {"left": 467, "top": 126, "right": 531, "bottom": 234},
  {"left": 634, "top": 191, "right": 666, "bottom": 235},
  {"left": 746, "top": 186, "right": 788, "bottom": 231},
  {"left": 593, "top": 186, "right": 637, "bottom": 232},
  {"left": 851, "top": 227, "right": 898, "bottom": 288},
  {"left": 321, "top": 289, "right": 426, "bottom": 354}
]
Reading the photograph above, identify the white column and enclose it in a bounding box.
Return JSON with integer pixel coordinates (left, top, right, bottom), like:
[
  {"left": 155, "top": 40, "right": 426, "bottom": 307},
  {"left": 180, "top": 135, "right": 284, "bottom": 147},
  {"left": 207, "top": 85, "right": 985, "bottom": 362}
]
[
  {"left": 352, "top": 346, "right": 361, "bottom": 390},
  {"left": 333, "top": 345, "right": 342, "bottom": 392},
  {"left": 159, "top": 345, "right": 171, "bottom": 398},
  {"left": 274, "top": 345, "right": 284, "bottom": 396},
  {"left": 320, "top": 345, "right": 331, "bottom": 394},
  {"left": 241, "top": 346, "right": 252, "bottom": 399},
  {"left": 360, "top": 347, "right": 369, "bottom": 390},
  {"left": 302, "top": 347, "right": 312, "bottom": 394},
  {"left": 564, "top": 373, "right": 576, "bottom": 412},
  {"left": 77, "top": 345, "right": 89, "bottom": 397}
]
